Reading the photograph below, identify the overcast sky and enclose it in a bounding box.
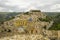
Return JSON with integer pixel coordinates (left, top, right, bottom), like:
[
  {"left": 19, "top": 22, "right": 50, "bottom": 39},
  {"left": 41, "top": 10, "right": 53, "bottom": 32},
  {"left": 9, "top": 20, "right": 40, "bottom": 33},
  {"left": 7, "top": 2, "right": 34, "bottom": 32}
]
[{"left": 0, "top": 0, "right": 60, "bottom": 12}]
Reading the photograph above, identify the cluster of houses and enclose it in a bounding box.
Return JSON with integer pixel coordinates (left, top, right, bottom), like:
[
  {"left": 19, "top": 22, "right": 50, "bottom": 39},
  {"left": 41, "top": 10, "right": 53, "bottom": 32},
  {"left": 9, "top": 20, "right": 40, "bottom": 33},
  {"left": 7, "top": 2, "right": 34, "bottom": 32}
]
[{"left": 0, "top": 10, "right": 58, "bottom": 40}]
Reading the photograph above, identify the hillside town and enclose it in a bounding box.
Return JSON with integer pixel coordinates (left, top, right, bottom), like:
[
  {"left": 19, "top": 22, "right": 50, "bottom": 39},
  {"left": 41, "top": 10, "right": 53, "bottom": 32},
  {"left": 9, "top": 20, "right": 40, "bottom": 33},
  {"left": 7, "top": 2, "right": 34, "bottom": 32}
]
[{"left": 0, "top": 10, "right": 59, "bottom": 40}]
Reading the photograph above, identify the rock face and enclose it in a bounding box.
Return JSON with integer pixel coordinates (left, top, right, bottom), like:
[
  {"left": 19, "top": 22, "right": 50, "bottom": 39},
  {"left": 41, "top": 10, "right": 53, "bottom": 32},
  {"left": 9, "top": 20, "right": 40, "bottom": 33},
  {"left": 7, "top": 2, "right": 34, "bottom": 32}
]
[{"left": 0, "top": 10, "right": 58, "bottom": 40}]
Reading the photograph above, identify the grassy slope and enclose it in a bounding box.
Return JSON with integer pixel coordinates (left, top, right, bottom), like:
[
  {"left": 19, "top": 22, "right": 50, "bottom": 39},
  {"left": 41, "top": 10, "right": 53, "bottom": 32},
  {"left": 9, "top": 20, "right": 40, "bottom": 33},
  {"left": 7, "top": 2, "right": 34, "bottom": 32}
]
[{"left": 44, "top": 12, "right": 60, "bottom": 30}]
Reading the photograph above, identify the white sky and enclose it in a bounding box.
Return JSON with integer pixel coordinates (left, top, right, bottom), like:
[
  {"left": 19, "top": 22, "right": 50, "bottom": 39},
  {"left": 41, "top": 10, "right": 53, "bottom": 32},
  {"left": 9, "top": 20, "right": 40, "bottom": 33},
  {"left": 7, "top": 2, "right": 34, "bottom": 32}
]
[{"left": 0, "top": 0, "right": 60, "bottom": 12}]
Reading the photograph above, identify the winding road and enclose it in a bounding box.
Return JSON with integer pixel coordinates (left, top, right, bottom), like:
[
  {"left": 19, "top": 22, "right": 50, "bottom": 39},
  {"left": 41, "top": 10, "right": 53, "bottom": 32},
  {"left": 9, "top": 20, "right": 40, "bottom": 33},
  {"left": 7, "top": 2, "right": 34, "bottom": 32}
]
[{"left": 46, "top": 21, "right": 54, "bottom": 29}]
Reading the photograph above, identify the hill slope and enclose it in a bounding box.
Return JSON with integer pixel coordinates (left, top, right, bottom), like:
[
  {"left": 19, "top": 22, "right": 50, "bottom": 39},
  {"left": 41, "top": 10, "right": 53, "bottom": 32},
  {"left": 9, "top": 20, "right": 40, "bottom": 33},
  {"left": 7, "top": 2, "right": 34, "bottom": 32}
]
[{"left": 0, "top": 10, "right": 58, "bottom": 40}]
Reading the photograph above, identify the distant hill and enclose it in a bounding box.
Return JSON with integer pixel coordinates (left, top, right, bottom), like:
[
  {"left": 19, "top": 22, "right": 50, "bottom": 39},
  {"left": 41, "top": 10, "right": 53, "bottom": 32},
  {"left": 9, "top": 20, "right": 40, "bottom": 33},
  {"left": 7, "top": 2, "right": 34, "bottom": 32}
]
[{"left": 0, "top": 12, "right": 20, "bottom": 23}]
